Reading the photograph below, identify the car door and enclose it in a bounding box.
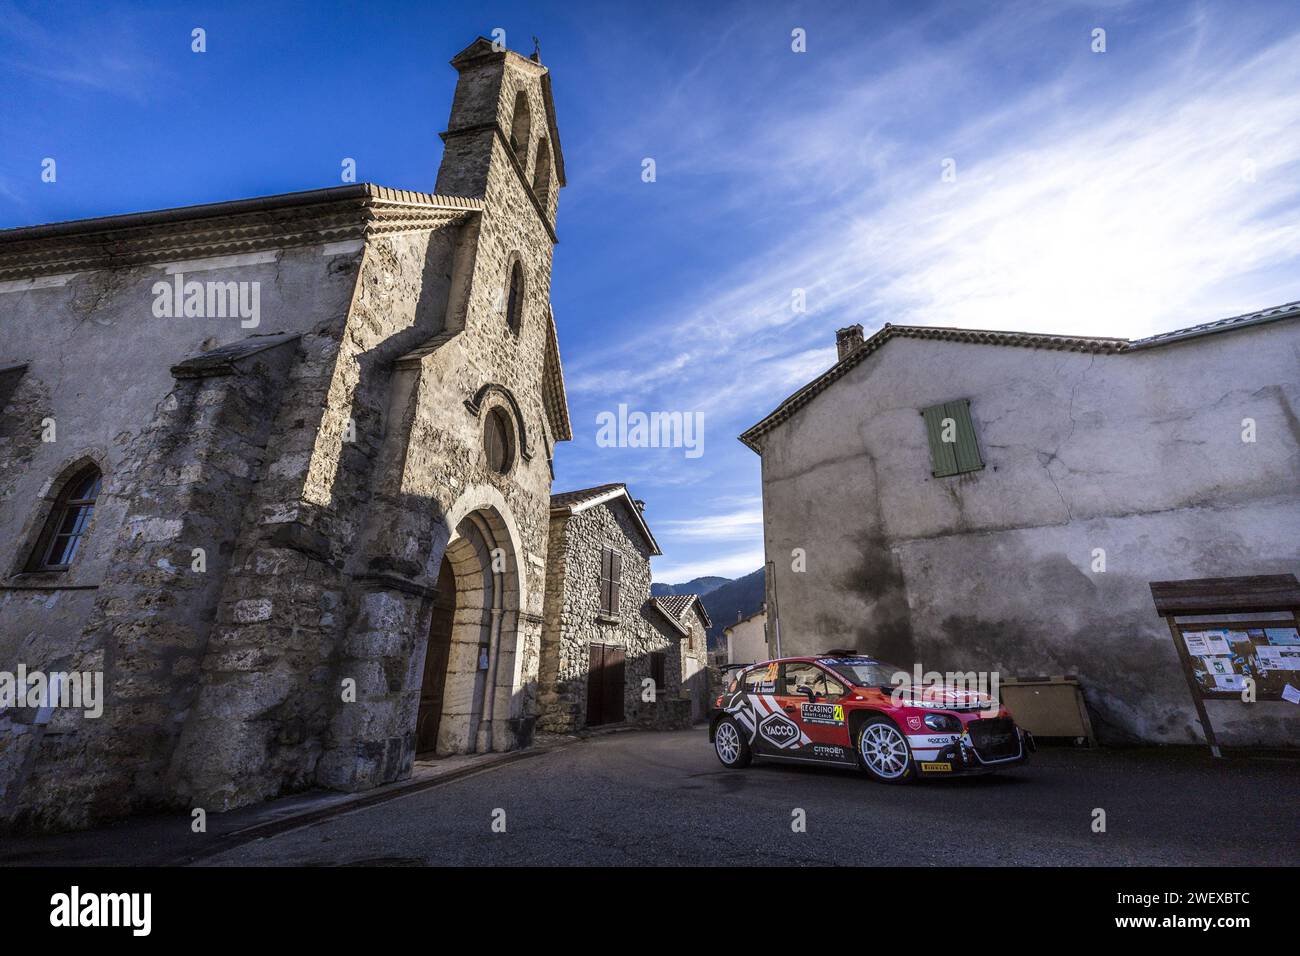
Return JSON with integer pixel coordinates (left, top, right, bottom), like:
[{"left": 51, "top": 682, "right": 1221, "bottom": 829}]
[
  {"left": 734, "top": 661, "right": 786, "bottom": 755},
  {"left": 778, "top": 662, "right": 853, "bottom": 762}
]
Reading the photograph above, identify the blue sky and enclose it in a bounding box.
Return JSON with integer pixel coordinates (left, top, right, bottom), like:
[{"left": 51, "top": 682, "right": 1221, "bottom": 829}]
[{"left": 3, "top": 0, "right": 1299, "bottom": 583}]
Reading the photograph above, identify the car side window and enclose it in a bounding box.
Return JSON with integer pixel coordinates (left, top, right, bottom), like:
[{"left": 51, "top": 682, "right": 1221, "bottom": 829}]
[
  {"left": 818, "top": 671, "right": 847, "bottom": 700},
  {"left": 781, "top": 663, "right": 820, "bottom": 697},
  {"left": 781, "top": 663, "right": 845, "bottom": 700},
  {"left": 742, "top": 663, "right": 777, "bottom": 694}
]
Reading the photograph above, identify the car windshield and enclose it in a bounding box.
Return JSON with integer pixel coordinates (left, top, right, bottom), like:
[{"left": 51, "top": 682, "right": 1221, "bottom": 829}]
[{"left": 823, "top": 658, "right": 905, "bottom": 688}]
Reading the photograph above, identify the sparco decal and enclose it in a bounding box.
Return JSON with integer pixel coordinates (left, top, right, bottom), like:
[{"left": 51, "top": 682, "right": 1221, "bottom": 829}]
[
  {"left": 801, "top": 702, "right": 845, "bottom": 725},
  {"left": 758, "top": 712, "right": 801, "bottom": 749}
]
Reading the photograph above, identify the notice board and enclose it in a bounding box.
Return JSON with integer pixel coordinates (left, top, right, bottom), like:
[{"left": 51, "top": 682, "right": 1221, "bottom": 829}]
[
  {"left": 1176, "top": 622, "right": 1300, "bottom": 701},
  {"left": 1149, "top": 574, "right": 1300, "bottom": 754}
]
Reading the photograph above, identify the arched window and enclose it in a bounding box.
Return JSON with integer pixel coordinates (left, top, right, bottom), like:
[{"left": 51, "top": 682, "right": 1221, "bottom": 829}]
[
  {"left": 508, "top": 90, "right": 531, "bottom": 164},
  {"left": 505, "top": 260, "right": 524, "bottom": 334},
  {"left": 532, "top": 137, "right": 552, "bottom": 206},
  {"left": 29, "top": 464, "right": 101, "bottom": 571},
  {"left": 483, "top": 407, "right": 515, "bottom": 474}
]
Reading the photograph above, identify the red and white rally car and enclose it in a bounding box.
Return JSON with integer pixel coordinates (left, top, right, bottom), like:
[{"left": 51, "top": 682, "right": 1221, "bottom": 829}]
[{"left": 709, "top": 654, "right": 1032, "bottom": 782}]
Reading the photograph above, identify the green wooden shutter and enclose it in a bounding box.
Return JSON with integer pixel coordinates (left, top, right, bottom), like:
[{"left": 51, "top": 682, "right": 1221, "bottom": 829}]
[
  {"left": 945, "top": 399, "right": 984, "bottom": 474},
  {"left": 922, "top": 400, "right": 983, "bottom": 477},
  {"left": 922, "top": 404, "right": 959, "bottom": 477}
]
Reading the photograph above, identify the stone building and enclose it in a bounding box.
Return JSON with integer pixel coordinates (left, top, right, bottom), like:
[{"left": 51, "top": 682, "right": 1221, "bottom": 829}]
[
  {"left": 739, "top": 303, "right": 1300, "bottom": 747},
  {"left": 724, "top": 606, "right": 769, "bottom": 665},
  {"left": 0, "top": 37, "right": 576, "bottom": 830},
  {"left": 539, "top": 483, "right": 705, "bottom": 731},
  {"left": 651, "top": 593, "right": 712, "bottom": 722}
]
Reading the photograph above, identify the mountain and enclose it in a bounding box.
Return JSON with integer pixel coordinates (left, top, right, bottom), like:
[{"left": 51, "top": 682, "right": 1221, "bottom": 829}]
[
  {"left": 650, "top": 576, "right": 730, "bottom": 598},
  {"left": 651, "top": 568, "right": 767, "bottom": 652},
  {"left": 697, "top": 569, "right": 767, "bottom": 650}
]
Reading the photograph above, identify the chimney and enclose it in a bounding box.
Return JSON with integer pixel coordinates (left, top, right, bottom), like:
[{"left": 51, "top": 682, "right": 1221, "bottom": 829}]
[{"left": 836, "top": 324, "right": 864, "bottom": 361}]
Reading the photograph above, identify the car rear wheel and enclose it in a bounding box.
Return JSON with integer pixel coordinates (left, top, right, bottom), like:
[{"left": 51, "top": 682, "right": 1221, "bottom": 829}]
[
  {"left": 714, "top": 717, "right": 752, "bottom": 769},
  {"left": 856, "top": 716, "right": 915, "bottom": 783}
]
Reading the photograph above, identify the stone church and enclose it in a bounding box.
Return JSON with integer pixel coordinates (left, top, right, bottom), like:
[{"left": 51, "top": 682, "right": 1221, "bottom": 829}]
[{"left": 0, "top": 38, "right": 579, "bottom": 830}]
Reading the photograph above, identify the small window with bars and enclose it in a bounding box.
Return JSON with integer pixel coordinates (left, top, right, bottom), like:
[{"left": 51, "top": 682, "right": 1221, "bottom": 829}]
[
  {"left": 921, "top": 399, "right": 984, "bottom": 478},
  {"left": 598, "top": 546, "right": 622, "bottom": 618},
  {"left": 30, "top": 465, "right": 102, "bottom": 571}
]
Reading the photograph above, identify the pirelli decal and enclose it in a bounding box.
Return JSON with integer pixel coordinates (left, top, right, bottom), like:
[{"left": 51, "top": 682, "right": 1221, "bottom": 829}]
[{"left": 800, "top": 702, "right": 845, "bottom": 725}]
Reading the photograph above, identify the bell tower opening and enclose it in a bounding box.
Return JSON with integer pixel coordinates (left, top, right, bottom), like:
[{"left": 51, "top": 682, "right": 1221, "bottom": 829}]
[
  {"left": 433, "top": 36, "right": 566, "bottom": 220},
  {"left": 509, "top": 89, "right": 531, "bottom": 161}
]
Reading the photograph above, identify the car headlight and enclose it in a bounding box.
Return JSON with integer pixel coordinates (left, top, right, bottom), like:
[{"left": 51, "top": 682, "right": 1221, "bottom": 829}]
[{"left": 924, "top": 713, "right": 960, "bottom": 732}]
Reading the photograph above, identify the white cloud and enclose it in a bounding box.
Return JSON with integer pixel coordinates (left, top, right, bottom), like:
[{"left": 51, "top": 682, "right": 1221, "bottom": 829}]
[
  {"left": 653, "top": 547, "right": 765, "bottom": 585},
  {"left": 657, "top": 505, "right": 764, "bottom": 540},
  {"left": 563, "top": 3, "right": 1300, "bottom": 583},
  {"left": 568, "top": 9, "right": 1300, "bottom": 414}
]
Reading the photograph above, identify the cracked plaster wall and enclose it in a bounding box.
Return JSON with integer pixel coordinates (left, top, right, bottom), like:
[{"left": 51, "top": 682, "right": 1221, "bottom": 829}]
[{"left": 758, "top": 321, "right": 1300, "bottom": 745}]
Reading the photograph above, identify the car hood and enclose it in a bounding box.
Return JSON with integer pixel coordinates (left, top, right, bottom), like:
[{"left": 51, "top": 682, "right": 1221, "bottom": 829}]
[{"left": 885, "top": 685, "right": 995, "bottom": 711}]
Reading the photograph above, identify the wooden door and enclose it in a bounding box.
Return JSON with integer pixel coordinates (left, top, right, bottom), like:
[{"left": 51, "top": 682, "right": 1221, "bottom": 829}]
[
  {"left": 603, "top": 646, "right": 625, "bottom": 724},
  {"left": 586, "top": 643, "right": 626, "bottom": 726},
  {"left": 417, "top": 558, "right": 456, "bottom": 753}
]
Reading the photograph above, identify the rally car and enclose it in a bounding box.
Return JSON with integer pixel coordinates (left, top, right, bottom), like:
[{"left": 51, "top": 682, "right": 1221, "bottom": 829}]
[{"left": 709, "top": 654, "right": 1033, "bottom": 782}]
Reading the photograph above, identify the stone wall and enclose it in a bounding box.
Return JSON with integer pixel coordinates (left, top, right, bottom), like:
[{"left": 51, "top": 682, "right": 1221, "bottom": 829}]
[
  {"left": 313, "top": 51, "right": 564, "bottom": 787},
  {"left": 539, "top": 499, "right": 682, "bottom": 732},
  {"left": 0, "top": 41, "right": 573, "bottom": 829},
  {"left": 679, "top": 607, "right": 711, "bottom": 722},
  {"left": 0, "top": 235, "right": 364, "bottom": 828}
]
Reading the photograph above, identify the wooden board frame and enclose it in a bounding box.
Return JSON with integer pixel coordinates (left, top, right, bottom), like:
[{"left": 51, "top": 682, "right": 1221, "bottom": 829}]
[{"left": 1149, "top": 574, "right": 1300, "bottom": 759}]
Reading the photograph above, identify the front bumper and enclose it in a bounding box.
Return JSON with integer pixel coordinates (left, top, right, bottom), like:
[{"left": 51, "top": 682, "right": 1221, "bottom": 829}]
[{"left": 919, "top": 727, "right": 1034, "bottom": 775}]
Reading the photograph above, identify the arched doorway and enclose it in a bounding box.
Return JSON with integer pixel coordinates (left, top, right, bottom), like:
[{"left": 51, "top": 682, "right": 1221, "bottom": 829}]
[
  {"left": 418, "top": 507, "right": 521, "bottom": 756},
  {"left": 416, "top": 556, "right": 456, "bottom": 754}
]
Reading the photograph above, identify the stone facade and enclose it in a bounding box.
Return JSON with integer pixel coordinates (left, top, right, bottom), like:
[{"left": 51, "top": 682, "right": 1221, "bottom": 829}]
[
  {"left": 0, "top": 38, "right": 576, "bottom": 830},
  {"left": 539, "top": 485, "right": 693, "bottom": 731},
  {"left": 650, "top": 592, "right": 712, "bottom": 723},
  {"left": 741, "top": 309, "right": 1300, "bottom": 747}
]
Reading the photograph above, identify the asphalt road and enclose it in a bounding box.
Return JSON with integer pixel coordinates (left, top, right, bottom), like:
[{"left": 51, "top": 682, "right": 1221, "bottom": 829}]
[{"left": 200, "top": 727, "right": 1300, "bottom": 866}]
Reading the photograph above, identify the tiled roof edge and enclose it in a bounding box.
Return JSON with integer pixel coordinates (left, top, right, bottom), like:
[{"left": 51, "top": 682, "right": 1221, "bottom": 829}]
[
  {"left": 738, "top": 304, "right": 1300, "bottom": 452},
  {"left": 0, "top": 184, "right": 483, "bottom": 244}
]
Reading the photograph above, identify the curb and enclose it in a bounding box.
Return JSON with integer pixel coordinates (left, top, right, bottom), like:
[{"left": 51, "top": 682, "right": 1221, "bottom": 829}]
[{"left": 176, "top": 736, "right": 583, "bottom": 865}]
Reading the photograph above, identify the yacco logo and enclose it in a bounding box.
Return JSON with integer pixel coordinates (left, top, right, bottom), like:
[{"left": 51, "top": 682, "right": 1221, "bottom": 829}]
[{"left": 758, "top": 712, "right": 800, "bottom": 749}]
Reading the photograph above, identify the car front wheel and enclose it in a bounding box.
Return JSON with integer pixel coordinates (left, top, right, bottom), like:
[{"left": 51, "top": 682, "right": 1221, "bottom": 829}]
[
  {"left": 714, "top": 717, "right": 752, "bottom": 769},
  {"left": 856, "top": 716, "right": 915, "bottom": 783}
]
